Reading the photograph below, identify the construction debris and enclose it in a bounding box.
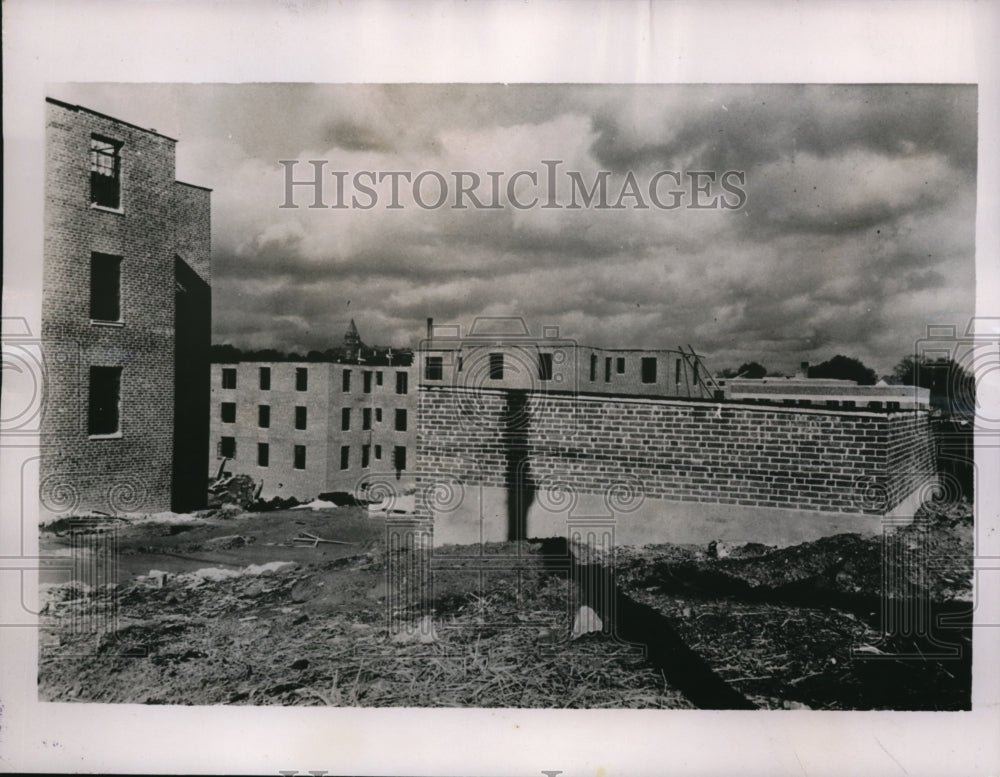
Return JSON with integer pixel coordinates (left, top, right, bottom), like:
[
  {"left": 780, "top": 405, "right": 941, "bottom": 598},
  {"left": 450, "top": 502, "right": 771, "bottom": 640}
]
[
  {"left": 37, "top": 499, "right": 973, "bottom": 710},
  {"left": 291, "top": 499, "right": 340, "bottom": 511},
  {"left": 208, "top": 473, "right": 260, "bottom": 509},
  {"left": 292, "top": 531, "right": 356, "bottom": 548}
]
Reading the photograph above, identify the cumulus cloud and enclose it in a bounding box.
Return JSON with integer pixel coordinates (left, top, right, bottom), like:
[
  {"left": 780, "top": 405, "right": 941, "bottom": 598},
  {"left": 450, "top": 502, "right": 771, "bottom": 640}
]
[{"left": 52, "top": 83, "right": 976, "bottom": 374}]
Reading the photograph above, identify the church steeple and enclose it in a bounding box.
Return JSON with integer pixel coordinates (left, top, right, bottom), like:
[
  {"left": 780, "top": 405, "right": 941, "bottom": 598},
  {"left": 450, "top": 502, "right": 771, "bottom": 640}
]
[{"left": 344, "top": 318, "right": 362, "bottom": 362}]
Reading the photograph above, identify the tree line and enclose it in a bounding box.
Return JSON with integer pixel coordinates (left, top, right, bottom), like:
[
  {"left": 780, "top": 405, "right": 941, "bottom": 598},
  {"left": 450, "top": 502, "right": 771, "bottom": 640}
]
[
  {"left": 210, "top": 343, "right": 414, "bottom": 366},
  {"left": 718, "top": 354, "right": 975, "bottom": 413}
]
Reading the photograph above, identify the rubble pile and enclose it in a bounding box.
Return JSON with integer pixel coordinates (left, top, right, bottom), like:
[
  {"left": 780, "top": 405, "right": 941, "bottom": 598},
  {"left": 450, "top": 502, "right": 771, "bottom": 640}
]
[{"left": 208, "top": 473, "right": 260, "bottom": 509}]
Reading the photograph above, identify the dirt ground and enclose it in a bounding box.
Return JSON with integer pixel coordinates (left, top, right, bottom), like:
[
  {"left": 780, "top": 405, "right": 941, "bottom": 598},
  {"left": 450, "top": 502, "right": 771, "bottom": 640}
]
[{"left": 38, "top": 500, "right": 973, "bottom": 709}]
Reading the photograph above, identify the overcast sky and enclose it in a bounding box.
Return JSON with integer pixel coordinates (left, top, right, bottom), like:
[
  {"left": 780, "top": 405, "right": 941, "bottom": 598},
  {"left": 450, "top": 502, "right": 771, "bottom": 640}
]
[{"left": 53, "top": 83, "right": 976, "bottom": 375}]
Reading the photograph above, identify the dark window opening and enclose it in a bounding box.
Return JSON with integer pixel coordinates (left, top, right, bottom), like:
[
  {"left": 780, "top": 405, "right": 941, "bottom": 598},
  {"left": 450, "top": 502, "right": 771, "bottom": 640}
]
[
  {"left": 221, "top": 368, "right": 237, "bottom": 389},
  {"left": 393, "top": 445, "right": 407, "bottom": 471},
  {"left": 363, "top": 371, "right": 372, "bottom": 393},
  {"left": 342, "top": 407, "right": 351, "bottom": 431},
  {"left": 363, "top": 407, "right": 372, "bottom": 430},
  {"left": 538, "top": 353, "right": 553, "bottom": 381},
  {"left": 219, "top": 436, "right": 236, "bottom": 458},
  {"left": 295, "top": 405, "right": 307, "bottom": 430},
  {"left": 375, "top": 408, "right": 382, "bottom": 422},
  {"left": 604, "top": 357, "right": 611, "bottom": 383},
  {"left": 490, "top": 353, "right": 504, "bottom": 380},
  {"left": 675, "top": 359, "right": 682, "bottom": 386},
  {"left": 641, "top": 357, "right": 657, "bottom": 384},
  {"left": 395, "top": 408, "right": 407, "bottom": 431},
  {"left": 590, "top": 353, "right": 597, "bottom": 382},
  {"left": 294, "top": 445, "right": 307, "bottom": 470},
  {"left": 296, "top": 367, "right": 308, "bottom": 391},
  {"left": 376, "top": 371, "right": 383, "bottom": 386},
  {"left": 375, "top": 444, "right": 382, "bottom": 460},
  {"left": 887, "top": 401, "right": 901, "bottom": 411},
  {"left": 89, "top": 253, "right": 121, "bottom": 321},
  {"left": 616, "top": 357, "right": 626, "bottom": 374},
  {"left": 340, "top": 445, "right": 350, "bottom": 470},
  {"left": 396, "top": 372, "right": 408, "bottom": 394},
  {"left": 90, "top": 136, "right": 122, "bottom": 209},
  {"left": 259, "top": 367, "right": 270, "bottom": 390},
  {"left": 362, "top": 444, "right": 371, "bottom": 468},
  {"left": 221, "top": 402, "right": 236, "bottom": 423},
  {"left": 425, "top": 356, "right": 444, "bottom": 380},
  {"left": 88, "top": 366, "right": 121, "bottom": 435},
  {"left": 257, "top": 443, "right": 269, "bottom": 467},
  {"left": 342, "top": 369, "right": 351, "bottom": 392},
  {"left": 258, "top": 405, "right": 270, "bottom": 428},
  {"left": 693, "top": 363, "right": 700, "bottom": 385}
]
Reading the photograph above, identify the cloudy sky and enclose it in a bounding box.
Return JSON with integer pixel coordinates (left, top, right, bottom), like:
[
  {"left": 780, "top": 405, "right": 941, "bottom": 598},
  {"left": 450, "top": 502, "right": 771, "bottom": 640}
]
[{"left": 53, "top": 83, "right": 976, "bottom": 375}]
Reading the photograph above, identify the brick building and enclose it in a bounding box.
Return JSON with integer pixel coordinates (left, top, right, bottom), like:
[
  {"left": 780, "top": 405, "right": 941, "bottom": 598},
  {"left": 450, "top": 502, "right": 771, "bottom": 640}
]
[
  {"left": 209, "top": 362, "right": 417, "bottom": 499},
  {"left": 40, "top": 98, "right": 212, "bottom": 517},
  {"left": 419, "top": 317, "right": 719, "bottom": 401},
  {"left": 414, "top": 320, "right": 939, "bottom": 547}
]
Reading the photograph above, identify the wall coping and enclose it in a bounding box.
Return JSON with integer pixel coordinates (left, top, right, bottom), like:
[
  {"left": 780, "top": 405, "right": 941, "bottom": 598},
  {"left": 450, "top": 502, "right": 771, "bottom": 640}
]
[{"left": 418, "top": 383, "right": 930, "bottom": 420}]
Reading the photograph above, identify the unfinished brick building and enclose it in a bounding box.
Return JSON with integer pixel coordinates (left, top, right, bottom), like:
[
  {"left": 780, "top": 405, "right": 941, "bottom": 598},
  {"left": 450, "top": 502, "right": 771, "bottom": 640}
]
[
  {"left": 209, "top": 362, "right": 417, "bottom": 500},
  {"left": 415, "top": 319, "right": 939, "bottom": 547},
  {"left": 40, "top": 98, "right": 212, "bottom": 517}
]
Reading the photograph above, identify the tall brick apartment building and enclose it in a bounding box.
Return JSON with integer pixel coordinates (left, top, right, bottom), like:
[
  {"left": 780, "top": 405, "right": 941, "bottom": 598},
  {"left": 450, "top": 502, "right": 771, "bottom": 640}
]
[
  {"left": 209, "top": 362, "right": 417, "bottom": 499},
  {"left": 41, "top": 98, "right": 212, "bottom": 516}
]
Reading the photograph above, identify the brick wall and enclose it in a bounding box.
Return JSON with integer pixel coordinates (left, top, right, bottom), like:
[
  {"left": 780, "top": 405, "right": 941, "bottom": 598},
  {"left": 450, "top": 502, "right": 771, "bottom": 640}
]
[
  {"left": 885, "top": 411, "right": 936, "bottom": 509},
  {"left": 416, "top": 386, "right": 936, "bottom": 531},
  {"left": 40, "top": 99, "right": 210, "bottom": 516}
]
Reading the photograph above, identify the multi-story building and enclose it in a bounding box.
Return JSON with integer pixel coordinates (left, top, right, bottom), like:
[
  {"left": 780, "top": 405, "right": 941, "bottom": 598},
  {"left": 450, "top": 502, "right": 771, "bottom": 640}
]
[
  {"left": 209, "top": 362, "right": 417, "bottom": 499},
  {"left": 418, "top": 318, "right": 719, "bottom": 401},
  {"left": 40, "top": 98, "right": 212, "bottom": 517}
]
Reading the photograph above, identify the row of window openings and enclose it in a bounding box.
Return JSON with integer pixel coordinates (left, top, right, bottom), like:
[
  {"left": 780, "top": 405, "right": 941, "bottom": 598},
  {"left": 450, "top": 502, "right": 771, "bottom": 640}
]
[
  {"left": 220, "top": 404, "right": 407, "bottom": 431},
  {"left": 226, "top": 356, "right": 685, "bottom": 391},
  {"left": 222, "top": 367, "right": 408, "bottom": 394},
  {"left": 422, "top": 353, "right": 689, "bottom": 386},
  {"left": 421, "top": 353, "right": 546, "bottom": 381},
  {"left": 218, "top": 439, "right": 406, "bottom": 471},
  {"left": 89, "top": 367, "right": 907, "bottom": 443}
]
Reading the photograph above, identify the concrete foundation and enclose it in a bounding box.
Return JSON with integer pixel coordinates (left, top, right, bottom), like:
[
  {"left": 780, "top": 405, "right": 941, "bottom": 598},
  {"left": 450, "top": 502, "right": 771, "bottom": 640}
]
[{"left": 429, "top": 479, "right": 937, "bottom": 549}]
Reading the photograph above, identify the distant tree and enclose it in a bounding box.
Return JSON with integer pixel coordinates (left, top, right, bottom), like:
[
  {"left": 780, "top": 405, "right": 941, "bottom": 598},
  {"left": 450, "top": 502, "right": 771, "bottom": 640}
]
[
  {"left": 737, "top": 361, "right": 767, "bottom": 379},
  {"left": 808, "top": 355, "right": 878, "bottom": 385},
  {"left": 892, "top": 354, "right": 975, "bottom": 412},
  {"left": 718, "top": 361, "right": 767, "bottom": 379},
  {"left": 210, "top": 343, "right": 243, "bottom": 363},
  {"left": 210, "top": 343, "right": 415, "bottom": 366},
  {"left": 264, "top": 348, "right": 289, "bottom": 361}
]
